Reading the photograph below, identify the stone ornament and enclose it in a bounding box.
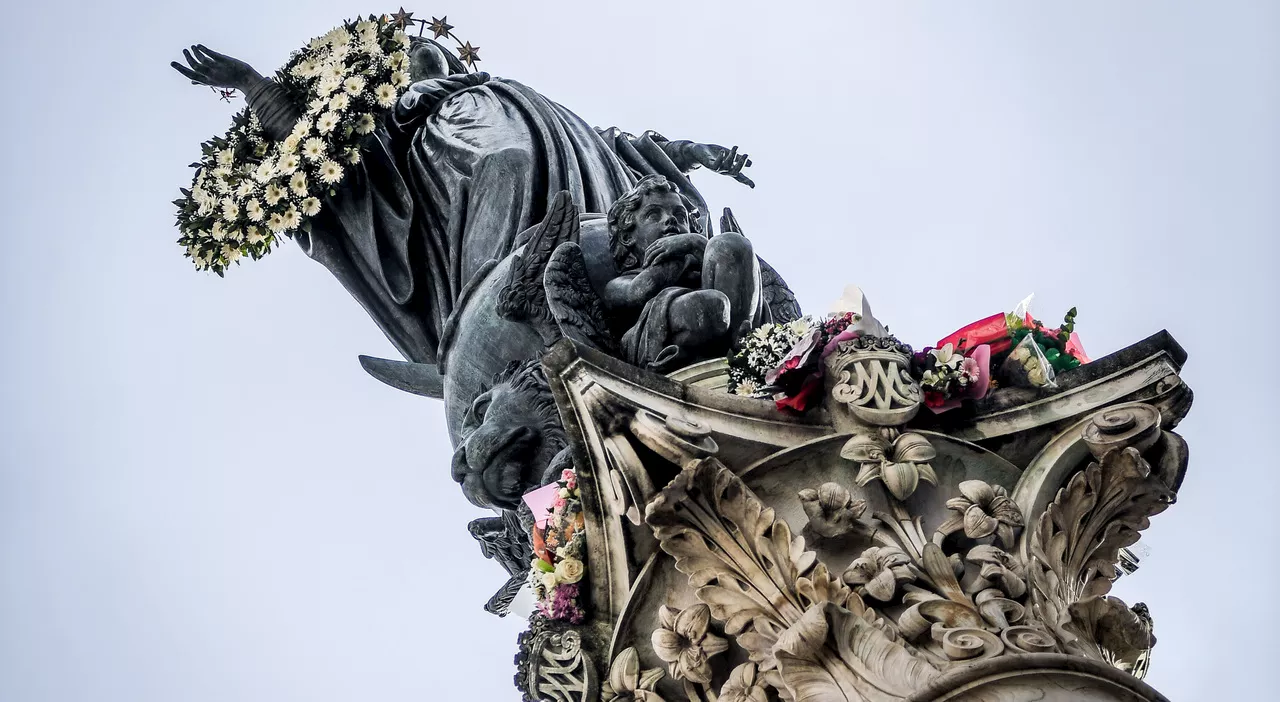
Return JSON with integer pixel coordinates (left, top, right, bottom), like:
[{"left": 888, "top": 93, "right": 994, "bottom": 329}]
[{"left": 526, "top": 329, "right": 1191, "bottom": 701}]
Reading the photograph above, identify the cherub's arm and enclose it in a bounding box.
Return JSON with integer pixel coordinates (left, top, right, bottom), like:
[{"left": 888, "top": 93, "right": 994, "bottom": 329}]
[{"left": 603, "top": 260, "right": 690, "bottom": 310}]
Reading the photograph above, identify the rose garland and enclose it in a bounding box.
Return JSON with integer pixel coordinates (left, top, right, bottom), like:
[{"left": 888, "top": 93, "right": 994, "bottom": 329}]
[
  {"left": 528, "top": 468, "right": 587, "bottom": 623},
  {"left": 174, "top": 16, "right": 414, "bottom": 275}
]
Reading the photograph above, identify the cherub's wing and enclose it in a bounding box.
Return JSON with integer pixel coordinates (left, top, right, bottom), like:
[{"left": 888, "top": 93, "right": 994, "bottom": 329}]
[
  {"left": 759, "top": 257, "right": 803, "bottom": 324},
  {"left": 497, "top": 190, "right": 580, "bottom": 345},
  {"left": 544, "top": 241, "right": 618, "bottom": 354}
]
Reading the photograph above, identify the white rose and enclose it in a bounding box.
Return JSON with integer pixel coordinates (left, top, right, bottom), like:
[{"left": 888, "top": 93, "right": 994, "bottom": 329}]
[
  {"left": 540, "top": 571, "right": 560, "bottom": 590},
  {"left": 553, "top": 557, "right": 585, "bottom": 584}
]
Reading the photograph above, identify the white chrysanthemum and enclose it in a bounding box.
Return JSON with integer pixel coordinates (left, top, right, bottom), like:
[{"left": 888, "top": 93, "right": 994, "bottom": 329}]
[
  {"left": 283, "top": 206, "right": 302, "bottom": 230},
  {"left": 289, "top": 172, "right": 308, "bottom": 196},
  {"left": 316, "top": 111, "right": 339, "bottom": 134},
  {"left": 245, "top": 198, "right": 264, "bottom": 222},
  {"left": 265, "top": 183, "right": 286, "bottom": 205},
  {"left": 362, "top": 39, "right": 383, "bottom": 57},
  {"left": 220, "top": 198, "right": 240, "bottom": 220},
  {"left": 277, "top": 154, "right": 300, "bottom": 175},
  {"left": 216, "top": 148, "right": 234, "bottom": 167},
  {"left": 302, "top": 137, "right": 326, "bottom": 160},
  {"left": 234, "top": 180, "right": 255, "bottom": 198},
  {"left": 213, "top": 177, "right": 231, "bottom": 194},
  {"left": 211, "top": 221, "right": 227, "bottom": 241},
  {"left": 391, "top": 70, "right": 410, "bottom": 88},
  {"left": 388, "top": 50, "right": 408, "bottom": 70},
  {"left": 291, "top": 59, "right": 314, "bottom": 78},
  {"left": 316, "top": 76, "right": 341, "bottom": 96},
  {"left": 307, "top": 96, "right": 328, "bottom": 114},
  {"left": 329, "top": 42, "right": 350, "bottom": 63},
  {"left": 290, "top": 119, "right": 313, "bottom": 141},
  {"left": 355, "top": 19, "right": 376, "bottom": 34},
  {"left": 267, "top": 212, "right": 287, "bottom": 233},
  {"left": 373, "top": 83, "right": 397, "bottom": 108},
  {"left": 343, "top": 75, "right": 367, "bottom": 96},
  {"left": 354, "top": 113, "right": 376, "bottom": 135},
  {"left": 394, "top": 31, "right": 410, "bottom": 48},
  {"left": 253, "top": 159, "right": 276, "bottom": 183},
  {"left": 308, "top": 36, "right": 327, "bottom": 51},
  {"left": 280, "top": 134, "right": 301, "bottom": 154},
  {"left": 322, "top": 60, "right": 346, "bottom": 80},
  {"left": 325, "top": 27, "right": 352, "bottom": 47},
  {"left": 246, "top": 226, "right": 265, "bottom": 245},
  {"left": 318, "top": 159, "right": 344, "bottom": 184},
  {"left": 328, "top": 92, "right": 350, "bottom": 111},
  {"left": 301, "top": 196, "right": 322, "bottom": 217},
  {"left": 345, "top": 148, "right": 362, "bottom": 165}
]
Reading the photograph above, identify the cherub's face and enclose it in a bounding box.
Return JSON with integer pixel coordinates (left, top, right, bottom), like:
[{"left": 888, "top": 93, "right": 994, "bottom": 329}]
[{"left": 632, "top": 190, "right": 691, "bottom": 252}]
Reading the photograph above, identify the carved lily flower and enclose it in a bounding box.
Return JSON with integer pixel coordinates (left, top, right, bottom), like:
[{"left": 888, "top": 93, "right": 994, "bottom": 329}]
[
  {"left": 944, "top": 480, "right": 1024, "bottom": 545},
  {"left": 601, "top": 647, "right": 666, "bottom": 702},
  {"left": 718, "top": 662, "right": 769, "bottom": 702},
  {"left": 842, "top": 431, "right": 938, "bottom": 501},
  {"left": 842, "top": 546, "right": 917, "bottom": 601},
  {"left": 966, "top": 544, "right": 1026, "bottom": 599},
  {"left": 651, "top": 604, "right": 729, "bottom": 684}
]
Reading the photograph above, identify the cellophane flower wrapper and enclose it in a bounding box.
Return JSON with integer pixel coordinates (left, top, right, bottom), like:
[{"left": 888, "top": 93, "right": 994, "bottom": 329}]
[{"left": 998, "top": 334, "right": 1058, "bottom": 389}]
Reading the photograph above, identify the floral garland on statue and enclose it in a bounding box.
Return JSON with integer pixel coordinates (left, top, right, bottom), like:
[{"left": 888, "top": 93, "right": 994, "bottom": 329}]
[
  {"left": 528, "top": 468, "right": 588, "bottom": 624},
  {"left": 174, "top": 12, "right": 482, "bottom": 275}
]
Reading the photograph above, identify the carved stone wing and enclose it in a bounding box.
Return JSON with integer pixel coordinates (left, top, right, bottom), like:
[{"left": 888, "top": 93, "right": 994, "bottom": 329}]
[
  {"left": 544, "top": 242, "right": 618, "bottom": 354},
  {"left": 498, "top": 190, "right": 581, "bottom": 345}
]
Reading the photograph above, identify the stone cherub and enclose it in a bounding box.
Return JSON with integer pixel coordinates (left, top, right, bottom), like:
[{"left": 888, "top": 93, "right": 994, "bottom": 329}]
[{"left": 499, "top": 181, "right": 794, "bottom": 374}]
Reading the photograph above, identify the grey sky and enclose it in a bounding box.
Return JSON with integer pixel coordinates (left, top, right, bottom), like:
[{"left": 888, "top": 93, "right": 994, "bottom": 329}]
[{"left": 2, "top": 1, "right": 1276, "bottom": 700}]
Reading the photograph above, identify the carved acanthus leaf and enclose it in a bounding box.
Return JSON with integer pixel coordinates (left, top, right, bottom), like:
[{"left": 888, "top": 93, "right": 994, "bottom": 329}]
[
  {"left": 645, "top": 459, "right": 945, "bottom": 700},
  {"left": 1029, "top": 442, "right": 1175, "bottom": 658},
  {"left": 773, "top": 603, "right": 939, "bottom": 702},
  {"left": 645, "top": 458, "right": 846, "bottom": 669}
]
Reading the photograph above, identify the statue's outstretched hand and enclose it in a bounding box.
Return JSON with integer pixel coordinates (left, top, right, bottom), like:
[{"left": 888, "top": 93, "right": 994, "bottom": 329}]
[
  {"left": 689, "top": 143, "right": 755, "bottom": 189},
  {"left": 171, "top": 45, "right": 262, "bottom": 91}
]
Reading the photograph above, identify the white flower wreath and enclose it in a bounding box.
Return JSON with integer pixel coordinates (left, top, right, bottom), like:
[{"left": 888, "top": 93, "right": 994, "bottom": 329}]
[{"left": 174, "top": 16, "right": 414, "bottom": 274}]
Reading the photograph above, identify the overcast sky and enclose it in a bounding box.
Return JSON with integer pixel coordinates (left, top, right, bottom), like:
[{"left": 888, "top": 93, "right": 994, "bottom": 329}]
[{"left": 2, "top": 1, "right": 1276, "bottom": 700}]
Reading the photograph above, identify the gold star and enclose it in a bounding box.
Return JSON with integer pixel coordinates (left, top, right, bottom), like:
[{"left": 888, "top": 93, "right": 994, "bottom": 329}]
[
  {"left": 428, "top": 16, "right": 454, "bottom": 39},
  {"left": 457, "top": 41, "right": 481, "bottom": 68},
  {"left": 389, "top": 7, "right": 414, "bottom": 30}
]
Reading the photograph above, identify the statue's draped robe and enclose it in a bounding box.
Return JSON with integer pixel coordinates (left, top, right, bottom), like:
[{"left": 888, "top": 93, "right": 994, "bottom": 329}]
[{"left": 294, "top": 73, "right": 706, "bottom": 365}]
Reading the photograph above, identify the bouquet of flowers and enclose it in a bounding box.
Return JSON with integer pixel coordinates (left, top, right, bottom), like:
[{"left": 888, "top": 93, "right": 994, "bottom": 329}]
[
  {"left": 936, "top": 296, "right": 1090, "bottom": 390},
  {"left": 174, "top": 16, "right": 415, "bottom": 275},
  {"left": 727, "top": 312, "right": 859, "bottom": 412},
  {"left": 528, "top": 469, "right": 587, "bottom": 624},
  {"left": 915, "top": 343, "right": 991, "bottom": 411}
]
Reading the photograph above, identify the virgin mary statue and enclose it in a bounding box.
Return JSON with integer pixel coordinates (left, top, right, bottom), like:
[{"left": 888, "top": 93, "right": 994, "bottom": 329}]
[{"left": 172, "top": 39, "right": 755, "bottom": 366}]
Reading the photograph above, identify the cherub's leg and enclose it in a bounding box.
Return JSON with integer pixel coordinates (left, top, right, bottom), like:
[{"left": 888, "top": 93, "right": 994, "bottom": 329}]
[
  {"left": 703, "top": 232, "right": 761, "bottom": 337},
  {"left": 667, "top": 289, "right": 732, "bottom": 353}
]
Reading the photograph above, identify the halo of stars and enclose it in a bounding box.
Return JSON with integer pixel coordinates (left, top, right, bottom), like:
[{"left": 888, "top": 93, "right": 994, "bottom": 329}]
[{"left": 386, "top": 7, "right": 480, "bottom": 70}]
